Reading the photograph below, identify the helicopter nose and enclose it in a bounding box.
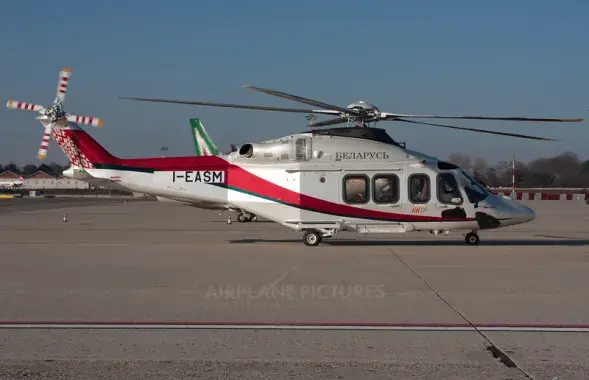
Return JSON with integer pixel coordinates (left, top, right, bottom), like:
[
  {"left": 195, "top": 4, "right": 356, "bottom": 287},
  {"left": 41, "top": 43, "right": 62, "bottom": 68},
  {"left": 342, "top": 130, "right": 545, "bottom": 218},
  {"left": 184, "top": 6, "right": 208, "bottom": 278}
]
[
  {"left": 501, "top": 198, "right": 535, "bottom": 225},
  {"left": 516, "top": 203, "right": 535, "bottom": 223}
]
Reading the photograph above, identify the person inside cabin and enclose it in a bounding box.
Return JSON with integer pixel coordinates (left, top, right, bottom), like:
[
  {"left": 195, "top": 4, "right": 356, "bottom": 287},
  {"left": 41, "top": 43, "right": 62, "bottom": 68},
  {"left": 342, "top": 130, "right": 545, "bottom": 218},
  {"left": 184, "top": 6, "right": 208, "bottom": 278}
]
[{"left": 438, "top": 174, "right": 461, "bottom": 204}]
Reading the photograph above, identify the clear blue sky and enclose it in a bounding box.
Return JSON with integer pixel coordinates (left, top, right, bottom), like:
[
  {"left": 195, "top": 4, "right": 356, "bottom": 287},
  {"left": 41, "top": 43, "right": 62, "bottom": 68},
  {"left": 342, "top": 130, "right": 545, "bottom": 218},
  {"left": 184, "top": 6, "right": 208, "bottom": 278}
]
[{"left": 1, "top": 0, "right": 588, "bottom": 166}]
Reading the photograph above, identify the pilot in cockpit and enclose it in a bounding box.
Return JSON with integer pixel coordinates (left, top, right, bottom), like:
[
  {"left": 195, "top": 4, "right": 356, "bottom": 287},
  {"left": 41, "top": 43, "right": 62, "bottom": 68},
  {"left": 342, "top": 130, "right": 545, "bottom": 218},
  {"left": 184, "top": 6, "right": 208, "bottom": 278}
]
[{"left": 439, "top": 178, "right": 458, "bottom": 204}]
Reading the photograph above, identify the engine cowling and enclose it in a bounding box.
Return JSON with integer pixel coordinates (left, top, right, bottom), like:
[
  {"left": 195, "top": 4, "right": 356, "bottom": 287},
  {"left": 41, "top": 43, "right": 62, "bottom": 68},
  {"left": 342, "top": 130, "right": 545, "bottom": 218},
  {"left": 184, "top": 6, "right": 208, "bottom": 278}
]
[{"left": 238, "top": 142, "right": 292, "bottom": 160}]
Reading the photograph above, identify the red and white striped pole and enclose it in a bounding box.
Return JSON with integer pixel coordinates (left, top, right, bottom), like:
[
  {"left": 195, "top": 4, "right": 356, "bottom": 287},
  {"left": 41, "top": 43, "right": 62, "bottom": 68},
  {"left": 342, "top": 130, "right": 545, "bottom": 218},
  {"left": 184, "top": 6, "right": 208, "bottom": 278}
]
[{"left": 512, "top": 153, "right": 515, "bottom": 193}]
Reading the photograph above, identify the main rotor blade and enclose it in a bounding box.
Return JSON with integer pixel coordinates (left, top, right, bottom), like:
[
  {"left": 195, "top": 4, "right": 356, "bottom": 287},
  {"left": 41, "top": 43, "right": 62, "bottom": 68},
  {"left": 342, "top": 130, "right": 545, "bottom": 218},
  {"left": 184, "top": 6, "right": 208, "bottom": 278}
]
[
  {"left": 382, "top": 113, "right": 583, "bottom": 123},
  {"left": 394, "top": 118, "right": 558, "bottom": 141},
  {"left": 119, "top": 96, "right": 341, "bottom": 115},
  {"left": 307, "top": 117, "right": 350, "bottom": 127},
  {"left": 243, "top": 86, "right": 357, "bottom": 115}
]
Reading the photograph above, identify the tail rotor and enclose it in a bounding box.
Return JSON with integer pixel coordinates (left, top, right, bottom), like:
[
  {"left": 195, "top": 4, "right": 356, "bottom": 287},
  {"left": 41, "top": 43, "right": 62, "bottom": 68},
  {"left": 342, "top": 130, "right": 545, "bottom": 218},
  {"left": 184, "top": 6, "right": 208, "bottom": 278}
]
[{"left": 6, "top": 67, "right": 103, "bottom": 160}]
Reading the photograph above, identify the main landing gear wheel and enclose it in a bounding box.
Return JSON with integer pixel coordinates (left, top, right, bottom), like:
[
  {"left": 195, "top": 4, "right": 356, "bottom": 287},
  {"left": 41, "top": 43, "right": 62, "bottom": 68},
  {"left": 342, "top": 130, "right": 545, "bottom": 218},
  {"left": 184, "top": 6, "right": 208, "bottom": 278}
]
[
  {"left": 303, "top": 230, "right": 322, "bottom": 246},
  {"left": 237, "top": 214, "right": 248, "bottom": 223},
  {"left": 465, "top": 232, "right": 479, "bottom": 246}
]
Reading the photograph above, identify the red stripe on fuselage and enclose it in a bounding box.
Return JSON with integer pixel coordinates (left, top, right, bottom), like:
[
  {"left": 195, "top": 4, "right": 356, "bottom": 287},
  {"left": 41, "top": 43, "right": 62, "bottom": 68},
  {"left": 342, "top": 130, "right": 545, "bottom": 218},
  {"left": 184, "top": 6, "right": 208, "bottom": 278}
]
[{"left": 224, "top": 164, "right": 469, "bottom": 222}]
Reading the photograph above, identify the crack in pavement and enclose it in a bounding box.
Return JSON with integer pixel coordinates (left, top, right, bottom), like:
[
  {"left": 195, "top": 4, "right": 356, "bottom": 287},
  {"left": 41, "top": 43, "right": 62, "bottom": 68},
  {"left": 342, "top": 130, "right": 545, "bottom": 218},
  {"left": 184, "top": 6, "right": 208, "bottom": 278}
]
[{"left": 387, "top": 248, "right": 537, "bottom": 380}]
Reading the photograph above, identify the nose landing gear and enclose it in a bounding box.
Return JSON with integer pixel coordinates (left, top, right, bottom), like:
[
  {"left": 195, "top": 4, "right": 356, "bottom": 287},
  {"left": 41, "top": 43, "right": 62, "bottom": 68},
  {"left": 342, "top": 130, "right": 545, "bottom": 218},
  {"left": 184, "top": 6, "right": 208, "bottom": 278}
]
[
  {"left": 302, "top": 228, "right": 336, "bottom": 246},
  {"left": 303, "top": 230, "right": 322, "bottom": 246},
  {"left": 465, "top": 231, "right": 480, "bottom": 246}
]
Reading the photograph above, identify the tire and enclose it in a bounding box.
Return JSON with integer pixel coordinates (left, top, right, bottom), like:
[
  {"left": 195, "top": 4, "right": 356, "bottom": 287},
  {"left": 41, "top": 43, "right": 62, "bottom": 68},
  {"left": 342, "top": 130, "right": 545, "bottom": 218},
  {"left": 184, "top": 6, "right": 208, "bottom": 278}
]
[
  {"left": 303, "top": 230, "right": 321, "bottom": 246},
  {"left": 465, "top": 232, "right": 479, "bottom": 246},
  {"left": 251, "top": 215, "right": 258, "bottom": 222},
  {"left": 237, "top": 214, "right": 247, "bottom": 223}
]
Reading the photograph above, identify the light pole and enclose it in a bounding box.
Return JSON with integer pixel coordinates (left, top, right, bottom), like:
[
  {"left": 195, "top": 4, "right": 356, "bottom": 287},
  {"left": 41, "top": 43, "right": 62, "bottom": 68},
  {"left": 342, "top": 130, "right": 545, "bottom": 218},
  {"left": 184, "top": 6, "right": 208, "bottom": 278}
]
[{"left": 511, "top": 153, "right": 516, "bottom": 199}]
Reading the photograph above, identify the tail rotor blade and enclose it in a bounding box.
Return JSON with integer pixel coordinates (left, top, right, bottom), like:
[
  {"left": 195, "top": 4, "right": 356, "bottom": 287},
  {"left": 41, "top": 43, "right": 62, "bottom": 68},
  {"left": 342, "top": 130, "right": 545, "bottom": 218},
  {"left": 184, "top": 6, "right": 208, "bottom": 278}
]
[
  {"left": 66, "top": 115, "right": 103, "bottom": 127},
  {"left": 56, "top": 68, "right": 71, "bottom": 102},
  {"left": 7, "top": 100, "right": 44, "bottom": 112},
  {"left": 37, "top": 123, "right": 53, "bottom": 160}
]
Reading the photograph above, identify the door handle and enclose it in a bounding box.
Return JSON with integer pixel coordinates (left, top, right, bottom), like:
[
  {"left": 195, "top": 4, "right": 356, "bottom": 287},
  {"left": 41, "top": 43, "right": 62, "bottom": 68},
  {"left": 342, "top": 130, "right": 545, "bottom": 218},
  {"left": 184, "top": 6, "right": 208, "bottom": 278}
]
[
  {"left": 436, "top": 204, "right": 448, "bottom": 209},
  {"left": 388, "top": 204, "right": 401, "bottom": 208}
]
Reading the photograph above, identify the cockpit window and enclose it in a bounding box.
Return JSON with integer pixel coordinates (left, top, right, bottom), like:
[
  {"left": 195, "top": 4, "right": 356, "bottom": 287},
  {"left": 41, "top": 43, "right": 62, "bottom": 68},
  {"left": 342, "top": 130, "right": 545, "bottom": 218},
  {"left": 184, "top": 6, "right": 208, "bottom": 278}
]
[
  {"left": 456, "top": 170, "right": 490, "bottom": 203},
  {"left": 437, "top": 173, "right": 462, "bottom": 205}
]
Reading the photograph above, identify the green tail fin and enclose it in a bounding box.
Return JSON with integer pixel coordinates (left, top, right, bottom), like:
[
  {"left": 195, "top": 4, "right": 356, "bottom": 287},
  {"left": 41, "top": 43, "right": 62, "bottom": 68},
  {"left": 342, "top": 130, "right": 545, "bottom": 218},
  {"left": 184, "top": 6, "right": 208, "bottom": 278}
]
[{"left": 190, "top": 118, "right": 219, "bottom": 156}]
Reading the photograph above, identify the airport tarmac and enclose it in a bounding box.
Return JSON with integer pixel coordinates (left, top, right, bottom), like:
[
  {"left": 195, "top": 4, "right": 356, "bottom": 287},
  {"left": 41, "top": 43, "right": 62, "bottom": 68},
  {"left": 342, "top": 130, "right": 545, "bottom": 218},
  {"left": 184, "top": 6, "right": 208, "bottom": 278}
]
[{"left": 0, "top": 198, "right": 588, "bottom": 379}]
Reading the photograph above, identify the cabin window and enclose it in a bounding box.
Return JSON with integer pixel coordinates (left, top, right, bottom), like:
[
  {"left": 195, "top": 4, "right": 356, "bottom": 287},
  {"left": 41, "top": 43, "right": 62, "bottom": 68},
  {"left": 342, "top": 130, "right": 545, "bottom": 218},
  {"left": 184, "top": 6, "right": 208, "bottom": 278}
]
[
  {"left": 437, "top": 173, "right": 463, "bottom": 205},
  {"left": 372, "top": 174, "right": 399, "bottom": 204},
  {"left": 343, "top": 175, "right": 369, "bottom": 204},
  {"left": 408, "top": 174, "right": 430, "bottom": 203}
]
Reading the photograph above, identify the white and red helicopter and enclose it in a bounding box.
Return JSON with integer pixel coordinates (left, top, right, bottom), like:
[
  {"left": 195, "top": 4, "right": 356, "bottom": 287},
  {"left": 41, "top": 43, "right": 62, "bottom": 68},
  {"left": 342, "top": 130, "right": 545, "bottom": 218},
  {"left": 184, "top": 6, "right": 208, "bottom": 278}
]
[
  {"left": 6, "top": 68, "right": 584, "bottom": 246},
  {"left": 0, "top": 176, "right": 24, "bottom": 189}
]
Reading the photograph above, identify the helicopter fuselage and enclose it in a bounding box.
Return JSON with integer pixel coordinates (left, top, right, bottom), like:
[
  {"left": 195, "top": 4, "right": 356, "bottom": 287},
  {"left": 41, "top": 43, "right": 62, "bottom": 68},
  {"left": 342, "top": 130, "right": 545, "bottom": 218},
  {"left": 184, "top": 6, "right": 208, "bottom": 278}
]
[{"left": 58, "top": 124, "right": 535, "bottom": 245}]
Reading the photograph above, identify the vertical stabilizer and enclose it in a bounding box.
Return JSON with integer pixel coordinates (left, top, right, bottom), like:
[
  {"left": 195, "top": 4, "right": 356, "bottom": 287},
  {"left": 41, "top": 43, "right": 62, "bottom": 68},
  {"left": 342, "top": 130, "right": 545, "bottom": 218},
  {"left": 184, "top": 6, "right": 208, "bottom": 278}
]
[
  {"left": 42, "top": 121, "right": 118, "bottom": 169},
  {"left": 190, "top": 118, "right": 219, "bottom": 156}
]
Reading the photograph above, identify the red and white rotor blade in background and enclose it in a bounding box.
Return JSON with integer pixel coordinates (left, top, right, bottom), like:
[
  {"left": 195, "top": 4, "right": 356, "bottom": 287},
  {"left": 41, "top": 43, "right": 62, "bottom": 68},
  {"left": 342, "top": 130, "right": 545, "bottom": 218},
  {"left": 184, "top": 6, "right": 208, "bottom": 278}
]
[
  {"left": 56, "top": 68, "right": 71, "bottom": 102},
  {"left": 66, "top": 115, "right": 103, "bottom": 127},
  {"left": 6, "top": 100, "right": 44, "bottom": 112},
  {"left": 37, "top": 123, "right": 53, "bottom": 160}
]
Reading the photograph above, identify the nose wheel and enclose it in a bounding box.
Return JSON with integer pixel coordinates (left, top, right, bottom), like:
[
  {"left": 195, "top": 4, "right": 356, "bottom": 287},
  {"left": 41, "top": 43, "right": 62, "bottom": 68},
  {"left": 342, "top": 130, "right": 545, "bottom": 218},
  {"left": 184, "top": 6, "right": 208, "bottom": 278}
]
[
  {"left": 303, "top": 230, "right": 322, "bottom": 246},
  {"left": 465, "top": 232, "right": 479, "bottom": 246}
]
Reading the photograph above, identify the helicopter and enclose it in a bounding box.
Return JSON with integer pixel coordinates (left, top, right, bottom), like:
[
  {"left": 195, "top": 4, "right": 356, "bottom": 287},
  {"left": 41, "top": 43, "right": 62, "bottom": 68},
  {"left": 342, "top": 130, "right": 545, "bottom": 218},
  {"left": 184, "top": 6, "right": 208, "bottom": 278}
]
[
  {"left": 7, "top": 72, "right": 584, "bottom": 246},
  {"left": 115, "top": 86, "right": 583, "bottom": 246}
]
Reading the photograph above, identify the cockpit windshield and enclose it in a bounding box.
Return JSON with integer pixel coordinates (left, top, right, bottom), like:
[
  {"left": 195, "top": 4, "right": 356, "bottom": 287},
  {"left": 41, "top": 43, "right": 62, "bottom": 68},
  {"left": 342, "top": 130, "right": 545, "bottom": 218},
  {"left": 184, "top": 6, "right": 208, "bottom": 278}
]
[{"left": 456, "top": 170, "right": 490, "bottom": 203}]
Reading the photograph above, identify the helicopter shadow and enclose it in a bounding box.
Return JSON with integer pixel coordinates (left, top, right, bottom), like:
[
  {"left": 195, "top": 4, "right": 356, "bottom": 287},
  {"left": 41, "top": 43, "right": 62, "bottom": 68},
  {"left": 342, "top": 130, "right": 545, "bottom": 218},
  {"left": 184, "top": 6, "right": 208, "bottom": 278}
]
[{"left": 228, "top": 238, "right": 589, "bottom": 247}]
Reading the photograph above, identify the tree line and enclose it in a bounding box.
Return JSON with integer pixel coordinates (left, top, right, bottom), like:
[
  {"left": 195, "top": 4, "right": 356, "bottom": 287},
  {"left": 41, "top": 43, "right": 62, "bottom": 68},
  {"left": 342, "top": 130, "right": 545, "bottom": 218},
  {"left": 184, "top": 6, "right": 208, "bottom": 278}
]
[
  {"left": 0, "top": 162, "right": 66, "bottom": 177},
  {"left": 2, "top": 151, "right": 589, "bottom": 188},
  {"left": 448, "top": 152, "right": 589, "bottom": 188}
]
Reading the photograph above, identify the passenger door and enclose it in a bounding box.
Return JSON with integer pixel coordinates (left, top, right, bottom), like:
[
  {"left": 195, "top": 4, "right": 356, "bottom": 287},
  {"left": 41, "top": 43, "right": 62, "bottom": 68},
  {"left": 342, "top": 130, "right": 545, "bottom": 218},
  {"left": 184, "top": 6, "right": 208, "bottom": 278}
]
[
  {"left": 434, "top": 172, "right": 468, "bottom": 218},
  {"left": 405, "top": 172, "right": 433, "bottom": 216}
]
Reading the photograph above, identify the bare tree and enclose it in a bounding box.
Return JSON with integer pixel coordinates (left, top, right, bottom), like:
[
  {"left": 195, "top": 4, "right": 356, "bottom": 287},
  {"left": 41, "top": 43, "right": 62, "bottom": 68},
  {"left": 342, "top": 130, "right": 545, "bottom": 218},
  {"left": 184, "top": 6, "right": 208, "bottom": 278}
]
[
  {"left": 22, "top": 165, "right": 38, "bottom": 175},
  {"left": 447, "top": 154, "right": 471, "bottom": 171},
  {"left": 471, "top": 157, "right": 488, "bottom": 182}
]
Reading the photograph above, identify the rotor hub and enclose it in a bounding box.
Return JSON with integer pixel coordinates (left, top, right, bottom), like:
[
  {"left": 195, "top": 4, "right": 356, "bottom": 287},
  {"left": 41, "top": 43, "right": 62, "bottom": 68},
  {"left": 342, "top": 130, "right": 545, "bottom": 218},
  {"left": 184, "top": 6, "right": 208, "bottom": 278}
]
[
  {"left": 346, "top": 101, "right": 380, "bottom": 124},
  {"left": 41, "top": 99, "right": 67, "bottom": 122}
]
